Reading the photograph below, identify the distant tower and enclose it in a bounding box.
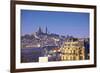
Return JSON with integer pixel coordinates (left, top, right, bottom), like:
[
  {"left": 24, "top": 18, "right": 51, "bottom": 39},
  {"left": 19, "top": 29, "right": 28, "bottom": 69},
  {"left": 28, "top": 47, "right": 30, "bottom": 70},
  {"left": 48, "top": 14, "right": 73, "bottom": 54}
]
[
  {"left": 38, "top": 26, "right": 43, "bottom": 34},
  {"left": 46, "top": 26, "right": 48, "bottom": 34}
]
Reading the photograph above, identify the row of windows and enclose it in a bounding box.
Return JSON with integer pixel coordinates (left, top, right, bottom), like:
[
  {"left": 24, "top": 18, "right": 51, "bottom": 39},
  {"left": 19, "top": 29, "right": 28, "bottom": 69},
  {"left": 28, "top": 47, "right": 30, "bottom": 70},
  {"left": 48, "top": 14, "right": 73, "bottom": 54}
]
[
  {"left": 64, "top": 43, "right": 82, "bottom": 47},
  {"left": 62, "top": 47, "right": 83, "bottom": 50},
  {"left": 61, "top": 53, "right": 80, "bottom": 55},
  {"left": 61, "top": 49, "right": 84, "bottom": 54},
  {"left": 61, "top": 55, "right": 84, "bottom": 60}
]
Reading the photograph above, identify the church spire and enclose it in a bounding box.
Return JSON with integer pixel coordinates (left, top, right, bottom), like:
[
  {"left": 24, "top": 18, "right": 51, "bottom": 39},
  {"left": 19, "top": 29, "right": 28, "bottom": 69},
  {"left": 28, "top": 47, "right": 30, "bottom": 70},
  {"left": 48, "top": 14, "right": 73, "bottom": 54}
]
[
  {"left": 46, "top": 26, "right": 48, "bottom": 34},
  {"left": 38, "top": 26, "right": 43, "bottom": 34}
]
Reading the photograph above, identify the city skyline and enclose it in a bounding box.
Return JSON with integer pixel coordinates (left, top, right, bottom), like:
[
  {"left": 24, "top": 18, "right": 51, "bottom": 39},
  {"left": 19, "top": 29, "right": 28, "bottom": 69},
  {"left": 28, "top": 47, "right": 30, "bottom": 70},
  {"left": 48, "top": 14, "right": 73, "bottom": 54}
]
[{"left": 21, "top": 10, "right": 89, "bottom": 38}]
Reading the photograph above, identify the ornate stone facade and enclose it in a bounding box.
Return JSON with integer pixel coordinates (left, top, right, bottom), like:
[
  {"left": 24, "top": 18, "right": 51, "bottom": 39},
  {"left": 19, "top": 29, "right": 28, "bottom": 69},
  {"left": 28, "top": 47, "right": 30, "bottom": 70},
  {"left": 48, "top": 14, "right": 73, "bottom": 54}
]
[{"left": 60, "top": 41, "right": 85, "bottom": 61}]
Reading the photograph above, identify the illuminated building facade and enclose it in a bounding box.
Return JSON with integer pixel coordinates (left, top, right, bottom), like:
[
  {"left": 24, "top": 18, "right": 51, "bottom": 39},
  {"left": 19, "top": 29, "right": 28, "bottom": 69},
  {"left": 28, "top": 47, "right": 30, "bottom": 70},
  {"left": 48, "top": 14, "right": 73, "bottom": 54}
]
[{"left": 60, "top": 40, "right": 85, "bottom": 61}]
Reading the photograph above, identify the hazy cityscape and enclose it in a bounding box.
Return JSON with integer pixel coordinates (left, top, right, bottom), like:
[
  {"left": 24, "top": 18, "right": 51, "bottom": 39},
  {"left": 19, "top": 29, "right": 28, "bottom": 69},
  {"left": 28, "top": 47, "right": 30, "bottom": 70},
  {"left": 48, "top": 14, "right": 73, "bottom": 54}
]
[{"left": 21, "top": 26, "right": 89, "bottom": 63}]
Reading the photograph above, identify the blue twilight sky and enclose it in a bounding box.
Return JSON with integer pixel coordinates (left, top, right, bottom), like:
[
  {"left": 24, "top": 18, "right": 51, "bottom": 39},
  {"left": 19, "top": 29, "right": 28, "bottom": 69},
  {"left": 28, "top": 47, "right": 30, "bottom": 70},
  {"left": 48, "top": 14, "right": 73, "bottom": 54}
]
[{"left": 21, "top": 10, "right": 89, "bottom": 38}]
